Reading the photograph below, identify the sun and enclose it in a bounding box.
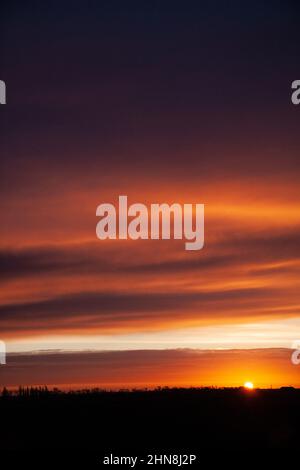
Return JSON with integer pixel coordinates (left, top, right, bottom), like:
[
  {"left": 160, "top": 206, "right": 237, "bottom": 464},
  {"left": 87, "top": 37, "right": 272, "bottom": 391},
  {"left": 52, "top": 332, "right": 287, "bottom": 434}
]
[{"left": 244, "top": 381, "right": 254, "bottom": 390}]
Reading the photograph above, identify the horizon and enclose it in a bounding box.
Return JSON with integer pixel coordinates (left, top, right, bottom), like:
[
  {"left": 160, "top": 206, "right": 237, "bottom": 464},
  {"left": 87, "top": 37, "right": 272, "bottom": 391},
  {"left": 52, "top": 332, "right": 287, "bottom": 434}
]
[{"left": 2, "top": 347, "right": 300, "bottom": 390}]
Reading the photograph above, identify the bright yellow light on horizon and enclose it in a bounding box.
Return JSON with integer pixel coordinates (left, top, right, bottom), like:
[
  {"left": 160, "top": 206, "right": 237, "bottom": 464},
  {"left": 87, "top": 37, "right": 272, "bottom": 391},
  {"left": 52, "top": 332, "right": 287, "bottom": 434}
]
[{"left": 244, "top": 381, "right": 254, "bottom": 390}]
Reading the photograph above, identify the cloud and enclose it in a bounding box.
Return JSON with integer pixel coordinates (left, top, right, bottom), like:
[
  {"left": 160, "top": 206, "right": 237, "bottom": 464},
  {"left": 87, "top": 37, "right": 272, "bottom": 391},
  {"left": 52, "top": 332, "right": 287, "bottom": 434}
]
[
  {"left": 0, "top": 284, "right": 296, "bottom": 337},
  {"left": 1, "top": 348, "right": 299, "bottom": 389},
  {"left": 1, "top": 229, "right": 300, "bottom": 281},
  {"left": 1, "top": 227, "right": 300, "bottom": 337}
]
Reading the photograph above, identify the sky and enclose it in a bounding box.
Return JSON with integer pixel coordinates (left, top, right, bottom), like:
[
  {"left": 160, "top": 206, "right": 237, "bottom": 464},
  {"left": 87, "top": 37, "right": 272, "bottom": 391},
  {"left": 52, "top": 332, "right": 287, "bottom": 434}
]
[{"left": 0, "top": 0, "right": 300, "bottom": 388}]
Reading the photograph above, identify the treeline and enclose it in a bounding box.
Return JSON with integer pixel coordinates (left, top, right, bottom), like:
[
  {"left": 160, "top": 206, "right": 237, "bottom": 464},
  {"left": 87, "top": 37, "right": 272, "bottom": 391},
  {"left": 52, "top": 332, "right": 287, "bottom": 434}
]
[
  {"left": 2, "top": 386, "right": 51, "bottom": 398},
  {"left": 1, "top": 385, "right": 296, "bottom": 399},
  {"left": 1, "top": 386, "right": 108, "bottom": 398},
  {"left": 0, "top": 385, "right": 227, "bottom": 398}
]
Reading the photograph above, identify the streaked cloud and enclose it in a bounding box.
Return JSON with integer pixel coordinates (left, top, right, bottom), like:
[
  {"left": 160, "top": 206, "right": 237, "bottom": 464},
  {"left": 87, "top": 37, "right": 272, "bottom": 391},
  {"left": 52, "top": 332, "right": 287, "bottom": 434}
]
[{"left": 2, "top": 348, "right": 299, "bottom": 389}]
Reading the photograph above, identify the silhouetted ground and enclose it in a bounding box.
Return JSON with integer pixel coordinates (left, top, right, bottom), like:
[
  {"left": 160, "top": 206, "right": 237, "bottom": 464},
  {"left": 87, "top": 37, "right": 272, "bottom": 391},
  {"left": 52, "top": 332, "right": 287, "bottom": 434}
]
[{"left": 0, "top": 387, "right": 299, "bottom": 465}]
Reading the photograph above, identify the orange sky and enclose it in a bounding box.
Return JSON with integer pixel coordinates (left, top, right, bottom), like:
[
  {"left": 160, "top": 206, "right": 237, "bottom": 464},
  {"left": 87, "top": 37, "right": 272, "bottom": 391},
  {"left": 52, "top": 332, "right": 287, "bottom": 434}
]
[
  {"left": 1, "top": 349, "right": 300, "bottom": 390},
  {"left": 1, "top": 175, "right": 300, "bottom": 338},
  {"left": 1, "top": 173, "right": 300, "bottom": 389},
  {"left": 1, "top": 160, "right": 300, "bottom": 389}
]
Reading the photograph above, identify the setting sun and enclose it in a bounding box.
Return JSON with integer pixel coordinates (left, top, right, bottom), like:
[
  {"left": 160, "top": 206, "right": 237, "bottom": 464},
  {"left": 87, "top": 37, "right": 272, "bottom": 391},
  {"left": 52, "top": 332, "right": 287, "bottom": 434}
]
[{"left": 244, "top": 381, "right": 254, "bottom": 390}]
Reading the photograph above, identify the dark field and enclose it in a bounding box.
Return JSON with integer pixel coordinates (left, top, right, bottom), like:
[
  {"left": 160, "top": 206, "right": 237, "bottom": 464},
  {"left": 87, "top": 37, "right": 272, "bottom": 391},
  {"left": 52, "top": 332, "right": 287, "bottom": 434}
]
[{"left": 0, "top": 387, "right": 299, "bottom": 465}]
